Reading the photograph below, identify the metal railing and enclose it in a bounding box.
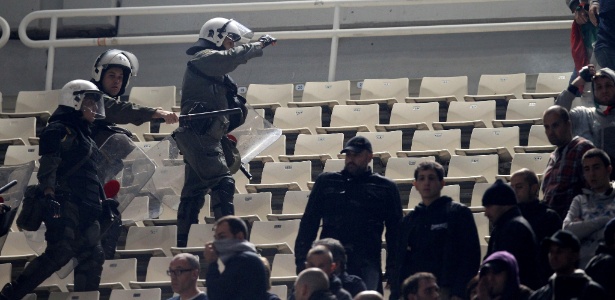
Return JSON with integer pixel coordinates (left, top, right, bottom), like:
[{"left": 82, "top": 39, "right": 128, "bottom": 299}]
[
  {"left": 0, "top": 16, "right": 10, "bottom": 49},
  {"left": 18, "top": 0, "right": 570, "bottom": 90}
]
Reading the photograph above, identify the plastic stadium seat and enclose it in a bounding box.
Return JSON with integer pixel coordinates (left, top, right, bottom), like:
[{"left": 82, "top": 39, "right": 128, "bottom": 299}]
[
  {"left": 118, "top": 122, "right": 150, "bottom": 142},
  {"left": 375, "top": 102, "right": 439, "bottom": 132},
  {"left": 270, "top": 285, "right": 287, "bottom": 300},
  {"left": 513, "top": 125, "right": 556, "bottom": 153},
  {"left": 115, "top": 225, "right": 177, "bottom": 259},
  {"left": 234, "top": 192, "right": 273, "bottom": 223},
  {"left": 68, "top": 258, "right": 137, "bottom": 291},
  {"left": 109, "top": 288, "right": 162, "bottom": 300},
  {"left": 254, "top": 135, "right": 286, "bottom": 163},
  {"left": 0, "top": 263, "right": 11, "bottom": 288},
  {"left": 464, "top": 73, "right": 526, "bottom": 101},
  {"left": 129, "top": 257, "right": 181, "bottom": 289},
  {"left": 273, "top": 107, "right": 322, "bottom": 135},
  {"left": 384, "top": 156, "right": 436, "bottom": 186},
  {"left": 353, "top": 131, "right": 403, "bottom": 165},
  {"left": 288, "top": 80, "right": 350, "bottom": 109},
  {"left": 523, "top": 72, "right": 572, "bottom": 99},
  {"left": 250, "top": 220, "right": 301, "bottom": 254},
  {"left": 397, "top": 129, "right": 462, "bottom": 163},
  {"left": 121, "top": 196, "right": 150, "bottom": 225},
  {"left": 270, "top": 254, "right": 297, "bottom": 284},
  {"left": 0, "top": 117, "right": 37, "bottom": 146},
  {"left": 267, "top": 190, "right": 310, "bottom": 221},
  {"left": 0, "top": 89, "right": 60, "bottom": 122},
  {"left": 492, "top": 98, "right": 553, "bottom": 127},
  {"left": 245, "top": 83, "right": 294, "bottom": 111},
  {"left": 142, "top": 122, "right": 179, "bottom": 142},
  {"left": 170, "top": 223, "right": 215, "bottom": 256},
  {"left": 496, "top": 153, "right": 551, "bottom": 181},
  {"left": 432, "top": 101, "right": 496, "bottom": 130},
  {"left": 470, "top": 183, "right": 491, "bottom": 209},
  {"left": 316, "top": 104, "right": 379, "bottom": 134},
  {"left": 347, "top": 78, "right": 409, "bottom": 107},
  {"left": 407, "top": 184, "right": 461, "bottom": 209},
  {"left": 406, "top": 76, "right": 468, "bottom": 104},
  {"left": 33, "top": 261, "right": 74, "bottom": 293},
  {"left": 246, "top": 161, "right": 311, "bottom": 193},
  {"left": 445, "top": 154, "right": 499, "bottom": 184},
  {"left": 455, "top": 126, "right": 520, "bottom": 162},
  {"left": 128, "top": 86, "right": 176, "bottom": 111},
  {"left": 48, "top": 291, "right": 99, "bottom": 300},
  {"left": 278, "top": 133, "right": 343, "bottom": 163},
  {"left": 3, "top": 145, "right": 40, "bottom": 170},
  {"left": 473, "top": 212, "right": 490, "bottom": 258},
  {"left": 0, "top": 231, "right": 38, "bottom": 265}
]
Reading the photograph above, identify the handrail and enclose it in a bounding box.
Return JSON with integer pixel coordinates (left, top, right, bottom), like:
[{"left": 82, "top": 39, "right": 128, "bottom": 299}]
[
  {"left": 0, "top": 16, "right": 10, "bottom": 49},
  {"left": 18, "top": 0, "right": 566, "bottom": 89}
]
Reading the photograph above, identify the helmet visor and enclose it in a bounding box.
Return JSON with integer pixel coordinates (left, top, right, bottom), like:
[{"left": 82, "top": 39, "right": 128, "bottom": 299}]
[
  {"left": 75, "top": 90, "right": 105, "bottom": 119},
  {"left": 226, "top": 19, "right": 254, "bottom": 45}
]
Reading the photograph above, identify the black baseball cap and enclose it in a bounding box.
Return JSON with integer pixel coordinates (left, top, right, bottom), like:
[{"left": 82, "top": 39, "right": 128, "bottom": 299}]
[
  {"left": 542, "top": 230, "right": 580, "bottom": 252},
  {"left": 340, "top": 136, "right": 373, "bottom": 154}
]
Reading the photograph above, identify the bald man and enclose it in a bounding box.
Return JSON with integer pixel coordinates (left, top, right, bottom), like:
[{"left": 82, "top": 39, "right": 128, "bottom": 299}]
[{"left": 294, "top": 268, "right": 336, "bottom": 300}]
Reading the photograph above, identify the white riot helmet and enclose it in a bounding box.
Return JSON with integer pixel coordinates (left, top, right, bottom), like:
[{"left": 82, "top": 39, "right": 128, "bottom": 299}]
[
  {"left": 187, "top": 18, "right": 253, "bottom": 54},
  {"left": 59, "top": 80, "right": 105, "bottom": 119},
  {"left": 91, "top": 49, "right": 139, "bottom": 96}
]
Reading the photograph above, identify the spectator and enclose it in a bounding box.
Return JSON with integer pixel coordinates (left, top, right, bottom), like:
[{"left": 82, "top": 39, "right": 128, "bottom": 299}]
[
  {"left": 510, "top": 168, "right": 562, "bottom": 282},
  {"left": 353, "top": 291, "right": 383, "bottom": 300},
  {"left": 541, "top": 105, "right": 595, "bottom": 218},
  {"left": 563, "top": 148, "right": 615, "bottom": 266},
  {"left": 555, "top": 66, "right": 615, "bottom": 180},
  {"left": 391, "top": 161, "right": 480, "bottom": 300},
  {"left": 401, "top": 272, "right": 440, "bottom": 300},
  {"left": 530, "top": 230, "right": 607, "bottom": 300},
  {"left": 294, "top": 268, "right": 337, "bottom": 300},
  {"left": 476, "top": 251, "right": 533, "bottom": 300},
  {"left": 313, "top": 238, "right": 367, "bottom": 297},
  {"left": 203, "top": 216, "right": 268, "bottom": 300},
  {"left": 293, "top": 246, "right": 351, "bottom": 300},
  {"left": 588, "top": 0, "right": 615, "bottom": 69},
  {"left": 260, "top": 257, "right": 282, "bottom": 300},
  {"left": 584, "top": 217, "right": 615, "bottom": 298},
  {"left": 566, "top": 0, "right": 597, "bottom": 82},
  {"left": 295, "top": 136, "right": 403, "bottom": 292},
  {"left": 483, "top": 180, "right": 541, "bottom": 289},
  {"left": 465, "top": 276, "right": 479, "bottom": 300},
  {"left": 167, "top": 253, "right": 207, "bottom": 300}
]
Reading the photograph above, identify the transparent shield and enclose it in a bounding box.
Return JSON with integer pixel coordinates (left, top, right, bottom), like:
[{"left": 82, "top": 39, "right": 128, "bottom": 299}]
[
  {"left": 0, "top": 161, "right": 36, "bottom": 238},
  {"left": 230, "top": 105, "right": 282, "bottom": 164}
]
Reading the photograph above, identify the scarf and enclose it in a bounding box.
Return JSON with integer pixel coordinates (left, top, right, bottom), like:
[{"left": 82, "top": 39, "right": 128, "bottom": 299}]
[{"left": 213, "top": 238, "right": 257, "bottom": 264}]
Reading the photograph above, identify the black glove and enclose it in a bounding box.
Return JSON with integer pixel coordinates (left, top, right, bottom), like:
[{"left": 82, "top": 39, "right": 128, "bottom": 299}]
[
  {"left": 258, "top": 35, "right": 277, "bottom": 48},
  {"left": 579, "top": 64, "right": 595, "bottom": 82},
  {"left": 46, "top": 194, "right": 61, "bottom": 218}
]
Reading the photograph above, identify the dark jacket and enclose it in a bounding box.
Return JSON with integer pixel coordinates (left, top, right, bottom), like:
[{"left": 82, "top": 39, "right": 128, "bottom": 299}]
[
  {"left": 339, "top": 271, "right": 366, "bottom": 297},
  {"left": 390, "top": 196, "right": 481, "bottom": 300},
  {"left": 584, "top": 244, "right": 615, "bottom": 298},
  {"left": 529, "top": 270, "right": 608, "bottom": 300},
  {"left": 167, "top": 293, "right": 208, "bottom": 300},
  {"left": 518, "top": 200, "right": 562, "bottom": 284},
  {"left": 295, "top": 168, "right": 402, "bottom": 277},
  {"left": 330, "top": 275, "right": 352, "bottom": 300},
  {"left": 206, "top": 251, "right": 269, "bottom": 300},
  {"left": 486, "top": 207, "right": 541, "bottom": 290},
  {"left": 308, "top": 290, "right": 337, "bottom": 300},
  {"left": 266, "top": 292, "right": 281, "bottom": 300}
]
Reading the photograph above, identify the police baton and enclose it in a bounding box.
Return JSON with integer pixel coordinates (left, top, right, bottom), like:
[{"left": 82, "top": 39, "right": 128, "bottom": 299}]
[{"left": 0, "top": 180, "right": 17, "bottom": 194}]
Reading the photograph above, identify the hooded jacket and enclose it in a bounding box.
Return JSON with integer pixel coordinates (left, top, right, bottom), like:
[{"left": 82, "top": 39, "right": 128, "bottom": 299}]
[
  {"left": 584, "top": 243, "right": 615, "bottom": 298},
  {"left": 529, "top": 269, "right": 607, "bottom": 300},
  {"left": 481, "top": 251, "right": 533, "bottom": 300},
  {"left": 563, "top": 183, "right": 615, "bottom": 267}
]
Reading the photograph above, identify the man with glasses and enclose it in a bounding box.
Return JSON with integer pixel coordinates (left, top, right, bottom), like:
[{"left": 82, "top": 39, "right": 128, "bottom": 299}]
[
  {"left": 203, "top": 215, "right": 268, "bottom": 300},
  {"left": 167, "top": 253, "right": 207, "bottom": 300}
]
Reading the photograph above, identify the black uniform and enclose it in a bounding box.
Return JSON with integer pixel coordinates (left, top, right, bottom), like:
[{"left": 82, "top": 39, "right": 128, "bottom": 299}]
[
  {"left": 294, "top": 168, "right": 402, "bottom": 292},
  {"left": 5, "top": 106, "right": 105, "bottom": 299}
]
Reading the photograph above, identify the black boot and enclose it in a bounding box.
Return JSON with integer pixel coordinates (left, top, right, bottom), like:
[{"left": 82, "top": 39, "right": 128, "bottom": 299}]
[
  {"left": 0, "top": 282, "right": 14, "bottom": 300},
  {"left": 210, "top": 177, "right": 235, "bottom": 220}
]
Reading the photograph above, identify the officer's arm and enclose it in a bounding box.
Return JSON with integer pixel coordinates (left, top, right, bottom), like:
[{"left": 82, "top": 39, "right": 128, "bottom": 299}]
[
  {"left": 190, "top": 42, "right": 264, "bottom": 76},
  {"left": 294, "top": 176, "right": 325, "bottom": 273},
  {"left": 384, "top": 182, "right": 403, "bottom": 278},
  {"left": 37, "top": 124, "right": 66, "bottom": 194},
  {"left": 102, "top": 96, "right": 157, "bottom": 125}
]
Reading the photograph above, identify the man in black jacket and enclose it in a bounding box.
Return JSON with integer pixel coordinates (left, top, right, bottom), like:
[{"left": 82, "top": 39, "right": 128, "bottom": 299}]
[
  {"left": 510, "top": 168, "right": 562, "bottom": 283},
  {"left": 390, "top": 161, "right": 480, "bottom": 300},
  {"left": 585, "top": 218, "right": 615, "bottom": 298},
  {"left": 483, "top": 179, "right": 541, "bottom": 290},
  {"left": 295, "top": 136, "right": 402, "bottom": 293}
]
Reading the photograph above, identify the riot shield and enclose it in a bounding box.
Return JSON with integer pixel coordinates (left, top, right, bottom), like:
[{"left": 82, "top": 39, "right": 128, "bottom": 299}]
[
  {"left": 0, "top": 161, "right": 36, "bottom": 239},
  {"left": 231, "top": 106, "right": 282, "bottom": 164}
]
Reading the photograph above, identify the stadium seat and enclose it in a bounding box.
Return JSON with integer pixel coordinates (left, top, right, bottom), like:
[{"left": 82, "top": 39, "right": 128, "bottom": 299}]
[
  {"left": 0, "top": 263, "right": 11, "bottom": 289},
  {"left": 432, "top": 101, "right": 496, "bottom": 130},
  {"left": 316, "top": 104, "right": 379, "bottom": 134},
  {"left": 246, "top": 161, "right": 312, "bottom": 193},
  {"left": 267, "top": 190, "right": 310, "bottom": 221},
  {"left": 68, "top": 258, "right": 137, "bottom": 291},
  {"left": 48, "top": 291, "right": 99, "bottom": 300},
  {"left": 492, "top": 98, "right": 553, "bottom": 127},
  {"left": 469, "top": 182, "right": 490, "bottom": 212},
  {"left": 234, "top": 192, "right": 273, "bottom": 223},
  {"left": 270, "top": 253, "right": 297, "bottom": 284},
  {"left": 273, "top": 107, "right": 322, "bottom": 135},
  {"left": 142, "top": 122, "right": 179, "bottom": 142},
  {"left": 405, "top": 76, "right": 468, "bottom": 104},
  {"left": 455, "top": 126, "right": 520, "bottom": 162},
  {"left": 115, "top": 225, "right": 177, "bottom": 259},
  {"left": 250, "top": 220, "right": 301, "bottom": 254},
  {"left": 496, "top": 152, "right": 551, "bottom": 181},
  {"left": 245, "top": 83, "right": 294, "bottom": 111},
  {"left": 0, "top": 89, "right": 60, "bottom": 122},
  {"left": 254, "top": 135, "right": 286, "bottom": 163},
  {"left": 234, "top": 163, "right": 251, "bottom": 194},
  {"left": 352, "top": 131, "right": 403, "bottom": 165},
  {"left": 473, "top": 212, "right": 490, "bottom": 258},
  {"left": 170, "top": 223, "right": 215, "bottom": 256},
  {"left": 375, "top": 102, "right": 438, "bottom": 131},
  {"left": 513, "top": 125, "right": 556, "bottom": 153},
  {"left": 128, "top": 86, "right": 176, "bottom": 111},
  {"left": 288, "top": 80, "right": 350, "bottom": 108},
  {"left": 347, "top": 78, "right": 409, "bottom": 107},
  {"left": 523, "top": 72, "right": 572, "bottom": 99},
  {"left": 407, "top": 184, "right": 461, "bottom": 209},
  {"left": 464, "top": 73, "right": 526, "bottom": 101},
  {"left": 128, "top": 256, "right": 177, "bottom": 289},
  {"left": 109, "top": 288, "right": 162, "bottom": 300},
  {"left": 397, "top": 129, "right": 462, "bottom": 163},
  {"left": 121, "top": 196, "right": 150, "bottom": 225},
  {"left": 0, "top": 231, "right": 37, "bottom": 265},
  {"left": 3, "top": 145, "right": 40, "bottom": 170},
  {"left": 271, "top": 285, "right": 288, "bottom": 300},
  {"left": 118, "top": 122, "right": 150, "bottom": 143},
  {"left": 384, "top": 156, "right": 436, "bottom": 186},
  {"left": 0, "top": 117, "right": 37, "bottom": 146},
  {"left": 278, "top": 133, "right": 343, "bottom": 163},
  {"left": 445, "top": 154, "right": 499, "bottom": 184}
]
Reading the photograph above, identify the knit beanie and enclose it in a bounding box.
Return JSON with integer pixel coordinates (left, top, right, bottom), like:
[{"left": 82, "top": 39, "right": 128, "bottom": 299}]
[{"left": 482, "top": 179, "right": 517, "bottom": 206}]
